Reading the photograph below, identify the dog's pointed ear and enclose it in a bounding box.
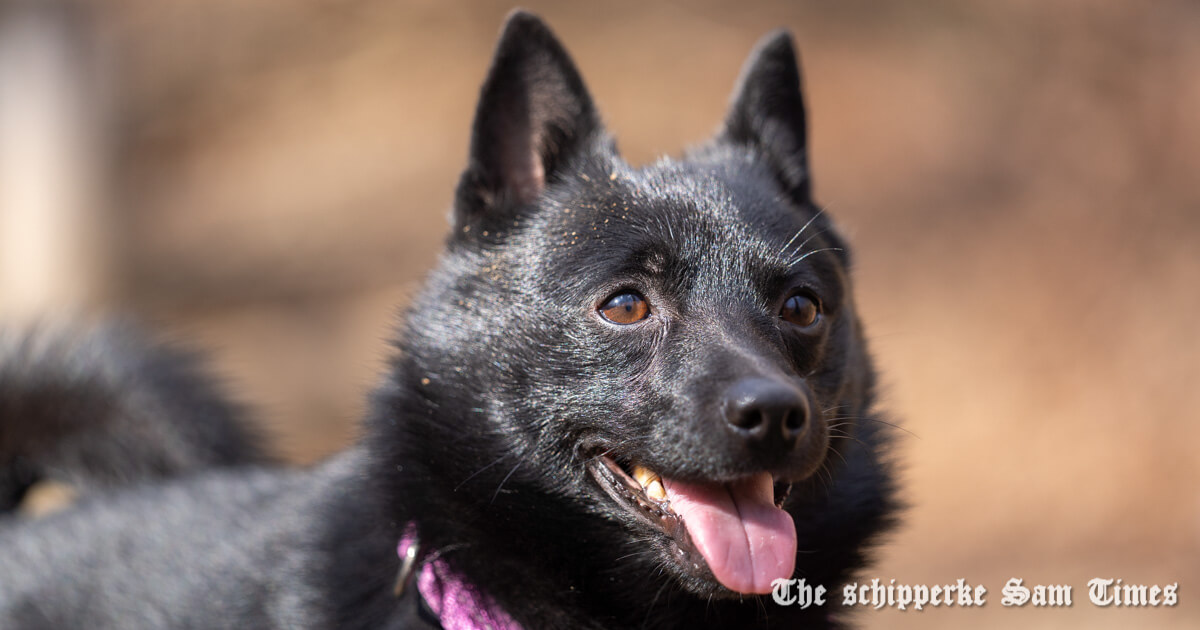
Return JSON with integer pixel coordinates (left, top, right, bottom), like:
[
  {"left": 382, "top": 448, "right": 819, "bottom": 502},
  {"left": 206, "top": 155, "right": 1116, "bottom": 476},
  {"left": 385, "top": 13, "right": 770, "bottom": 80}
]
[
  {"left": 454, "top": 11, "right": 602, "bottom": 227},
  {"left": 719, "top": 30, "right": 811, "bottom": 202}
]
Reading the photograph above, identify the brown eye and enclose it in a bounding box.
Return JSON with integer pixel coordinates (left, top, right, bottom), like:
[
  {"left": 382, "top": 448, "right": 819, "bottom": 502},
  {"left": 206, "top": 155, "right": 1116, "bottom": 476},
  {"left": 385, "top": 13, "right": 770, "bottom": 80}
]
[
  {"left": 599, "top": 292, "right": 650, "bottom": 325},
  {"left": 781, "top": 294, "right": 820, "bottom": 328}
]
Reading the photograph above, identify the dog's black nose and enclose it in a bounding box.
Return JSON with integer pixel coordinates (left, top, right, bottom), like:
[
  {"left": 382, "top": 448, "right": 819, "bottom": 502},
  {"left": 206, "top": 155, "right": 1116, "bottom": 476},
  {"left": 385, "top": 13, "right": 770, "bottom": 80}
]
[{"left": 724, "top": 377, "right": 809, "bottom": 453}]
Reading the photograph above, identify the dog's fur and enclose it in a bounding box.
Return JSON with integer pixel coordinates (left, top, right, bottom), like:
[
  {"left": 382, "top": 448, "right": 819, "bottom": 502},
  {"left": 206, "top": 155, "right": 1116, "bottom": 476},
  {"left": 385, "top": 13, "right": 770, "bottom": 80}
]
[
  {"left": 0, "top": 321, "right": 268, "bottom": 512},
  {"left": 0, "top": 12, "right": 896, "bottom": 629}
]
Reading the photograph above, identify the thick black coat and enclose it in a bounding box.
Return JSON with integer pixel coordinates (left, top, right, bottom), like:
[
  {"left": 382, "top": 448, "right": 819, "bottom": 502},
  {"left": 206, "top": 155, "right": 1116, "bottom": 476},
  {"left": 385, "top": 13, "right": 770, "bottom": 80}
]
[{"left": 0, "top": 12, "right": 896, "bottom": 630}]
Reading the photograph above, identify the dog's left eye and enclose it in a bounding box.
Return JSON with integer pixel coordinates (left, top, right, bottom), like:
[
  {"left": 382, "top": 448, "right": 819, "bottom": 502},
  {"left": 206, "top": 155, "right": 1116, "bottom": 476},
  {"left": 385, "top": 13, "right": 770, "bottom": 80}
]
[
  {"left": 599, "top": 293, "right": 650, "bottom": 325},
  {"left": 780, "top": 294, "right": 820, "bottom": 328}
]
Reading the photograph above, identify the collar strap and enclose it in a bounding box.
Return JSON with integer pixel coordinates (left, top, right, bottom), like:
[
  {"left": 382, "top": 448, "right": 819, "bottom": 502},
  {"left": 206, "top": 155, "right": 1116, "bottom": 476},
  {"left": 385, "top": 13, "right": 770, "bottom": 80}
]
[{"left": 397, "top": 524, "right": 522, "bottom": 630}]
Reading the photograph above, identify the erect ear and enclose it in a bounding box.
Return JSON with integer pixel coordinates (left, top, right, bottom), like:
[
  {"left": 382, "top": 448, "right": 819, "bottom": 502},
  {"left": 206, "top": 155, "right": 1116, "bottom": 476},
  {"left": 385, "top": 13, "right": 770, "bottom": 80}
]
[
  {"left": 718, "top": 30, "right": 812, "bottom": 202},
  {"left": 454, "top": 10, "right": 602, "bottom": 227}
]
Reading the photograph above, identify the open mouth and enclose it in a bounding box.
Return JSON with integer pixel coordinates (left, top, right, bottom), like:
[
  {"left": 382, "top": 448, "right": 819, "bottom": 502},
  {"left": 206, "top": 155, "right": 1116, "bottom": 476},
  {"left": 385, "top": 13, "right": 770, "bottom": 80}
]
[{"left": 585, "top": 449, "right": 797, "bottom": 595}]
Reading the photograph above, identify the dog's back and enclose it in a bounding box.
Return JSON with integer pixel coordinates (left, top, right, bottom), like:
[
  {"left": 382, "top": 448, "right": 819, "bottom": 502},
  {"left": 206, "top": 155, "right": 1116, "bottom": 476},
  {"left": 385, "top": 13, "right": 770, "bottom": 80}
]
[
  {"left": 0, "top": 322, "right": 306, "bottom": 627},
  {"left": 2, "top": 467, "right": 316, "bottom": 627},
  {"left": 0, "top": 322, "right": 268, "bottom": 512}
]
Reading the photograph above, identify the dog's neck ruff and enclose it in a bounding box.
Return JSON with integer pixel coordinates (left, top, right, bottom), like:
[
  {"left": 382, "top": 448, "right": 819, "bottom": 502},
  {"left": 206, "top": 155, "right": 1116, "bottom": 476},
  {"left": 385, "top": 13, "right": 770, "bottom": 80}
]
[{"left": 397, "top": 525, "right": 521, "bottom": 630}]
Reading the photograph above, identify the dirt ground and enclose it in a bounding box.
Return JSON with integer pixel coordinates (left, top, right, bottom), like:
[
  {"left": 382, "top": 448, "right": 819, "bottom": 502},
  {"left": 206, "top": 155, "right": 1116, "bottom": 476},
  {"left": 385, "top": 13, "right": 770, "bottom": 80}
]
[{"left": 4, "top": 1, "right": 1198, "bottom": 627}]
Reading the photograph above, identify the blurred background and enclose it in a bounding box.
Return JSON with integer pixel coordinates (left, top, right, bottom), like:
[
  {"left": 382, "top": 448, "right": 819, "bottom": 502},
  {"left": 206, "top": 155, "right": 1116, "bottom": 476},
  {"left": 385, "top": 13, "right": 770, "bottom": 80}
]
[{"left": 1, "top": 0, "right": 1196, "bottom": 627}]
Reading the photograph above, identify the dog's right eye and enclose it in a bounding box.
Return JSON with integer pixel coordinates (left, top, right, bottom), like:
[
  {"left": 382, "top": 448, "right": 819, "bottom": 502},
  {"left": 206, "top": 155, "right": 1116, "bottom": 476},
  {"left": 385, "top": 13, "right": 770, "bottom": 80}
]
[{"left": 599, "top": 293, "right": 650, "bottom": 325}]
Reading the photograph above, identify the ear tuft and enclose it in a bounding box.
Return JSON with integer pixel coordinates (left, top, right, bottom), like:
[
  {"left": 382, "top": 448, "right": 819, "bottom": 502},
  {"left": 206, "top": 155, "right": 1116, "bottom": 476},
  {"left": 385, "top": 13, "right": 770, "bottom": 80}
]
[
  {"left": 455, "top": 10, "right": 602, "bottom": 227},
  {"left": 720, "top": 30, "right": 811, "bottom": 201}
]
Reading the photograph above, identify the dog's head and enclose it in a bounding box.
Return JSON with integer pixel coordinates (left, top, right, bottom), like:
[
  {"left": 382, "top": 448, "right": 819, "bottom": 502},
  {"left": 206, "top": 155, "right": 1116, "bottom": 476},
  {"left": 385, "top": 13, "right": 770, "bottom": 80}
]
[{"left": 391, "top": 11, "right": 881, "bottom": 603}]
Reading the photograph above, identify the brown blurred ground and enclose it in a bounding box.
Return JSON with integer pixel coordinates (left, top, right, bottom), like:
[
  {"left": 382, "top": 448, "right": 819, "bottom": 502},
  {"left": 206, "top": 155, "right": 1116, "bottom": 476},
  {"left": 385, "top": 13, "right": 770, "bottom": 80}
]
[{"left": 3, "top": 1, "right": 1198, "bottom": 627}]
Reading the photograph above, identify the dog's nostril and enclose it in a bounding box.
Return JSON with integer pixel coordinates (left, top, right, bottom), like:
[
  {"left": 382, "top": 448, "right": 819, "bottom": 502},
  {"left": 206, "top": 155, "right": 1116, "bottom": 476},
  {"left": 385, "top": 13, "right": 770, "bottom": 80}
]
[
  {"left": 729, "top": 407, "right": 766, "bottom": 431},
  {"left": 782, "top": 408, "right": 806, "bottom": 434}
]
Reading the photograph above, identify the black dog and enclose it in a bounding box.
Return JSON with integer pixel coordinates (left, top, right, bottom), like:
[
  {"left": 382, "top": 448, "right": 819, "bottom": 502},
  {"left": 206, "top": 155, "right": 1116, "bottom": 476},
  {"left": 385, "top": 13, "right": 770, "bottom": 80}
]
[{"left": 0, "top": 11, "right": 896, "bottom": 629}]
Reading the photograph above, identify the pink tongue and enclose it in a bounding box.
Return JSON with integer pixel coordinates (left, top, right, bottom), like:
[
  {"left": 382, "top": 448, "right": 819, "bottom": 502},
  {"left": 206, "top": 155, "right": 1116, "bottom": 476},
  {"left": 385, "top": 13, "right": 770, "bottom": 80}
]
[{"left": 662, "top": 472, "right": 796, "bottom": 595}]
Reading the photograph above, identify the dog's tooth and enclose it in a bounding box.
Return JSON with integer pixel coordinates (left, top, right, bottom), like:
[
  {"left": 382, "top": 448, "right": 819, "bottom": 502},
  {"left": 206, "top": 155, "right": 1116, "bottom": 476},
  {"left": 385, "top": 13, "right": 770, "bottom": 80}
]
[
  {"left": 633, "top": 460, "right": 652, "bottom": 487},
  {"left": 631, "top": 465, "right": 666, "bottom": 500},
  {"left": 632, "top": 465, "right": 654, "bottom": 487},
  {"left": 645, "top": 479, "right": 666, "bottom": 501}
]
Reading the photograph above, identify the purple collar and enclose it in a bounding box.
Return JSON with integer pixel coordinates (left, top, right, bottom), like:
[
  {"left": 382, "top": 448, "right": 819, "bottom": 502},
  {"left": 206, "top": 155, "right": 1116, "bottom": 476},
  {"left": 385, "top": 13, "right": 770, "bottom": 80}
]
[{"left": 396, "top": 524, "right": 521, "bottom": 630}]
